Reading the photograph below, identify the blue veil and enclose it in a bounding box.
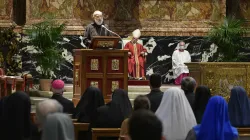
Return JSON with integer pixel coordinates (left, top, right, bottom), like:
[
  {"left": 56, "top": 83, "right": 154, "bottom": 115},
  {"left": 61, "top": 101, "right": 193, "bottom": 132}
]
[
  {"left": 193, "top": 96, "right": 238, "bottom": 140},
  {"left": 228, "top": 86, "right": 250, "bottom": 127}
]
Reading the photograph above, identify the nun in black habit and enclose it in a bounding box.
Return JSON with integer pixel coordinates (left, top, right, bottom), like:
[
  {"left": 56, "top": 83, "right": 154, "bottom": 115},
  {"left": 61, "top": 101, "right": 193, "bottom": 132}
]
[
  {"left": 0, "top": 91, "right": 36, "bottom": 140},
  {"left": 92, "top": 88, "right": 132, "bottom": 128},
  {"left": 74, "top": 87, "right": 105, "bottom": 140},
  {"left": 74, "top": 86, "right": 105, "bottom": 122},
  {"left": 193, "top": 85, "right": 211, "bottom": 124}
]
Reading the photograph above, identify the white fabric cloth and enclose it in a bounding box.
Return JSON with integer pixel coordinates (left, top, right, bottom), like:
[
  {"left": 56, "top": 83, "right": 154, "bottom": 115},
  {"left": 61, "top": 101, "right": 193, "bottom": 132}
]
[
  {"left": 172, "top": 50, "right": 191, "bottom": 78},
  {"left": 42, "top": 113, "right": 75, "bottom": 140},
  {"left": 156, "top": 87, "right": 197, "bottom": 140}
]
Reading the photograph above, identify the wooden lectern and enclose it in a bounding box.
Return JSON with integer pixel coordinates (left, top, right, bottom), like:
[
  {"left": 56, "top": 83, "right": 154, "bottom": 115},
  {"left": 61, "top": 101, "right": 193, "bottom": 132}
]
[{"left": 73, "top": 37, "right": 128, "bottom": 102}]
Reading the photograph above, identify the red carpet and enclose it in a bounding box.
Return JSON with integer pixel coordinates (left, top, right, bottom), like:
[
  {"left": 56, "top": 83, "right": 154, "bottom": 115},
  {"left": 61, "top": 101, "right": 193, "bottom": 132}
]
[{"left": 128, "top": 80, "right": 149, "bottom": 86}]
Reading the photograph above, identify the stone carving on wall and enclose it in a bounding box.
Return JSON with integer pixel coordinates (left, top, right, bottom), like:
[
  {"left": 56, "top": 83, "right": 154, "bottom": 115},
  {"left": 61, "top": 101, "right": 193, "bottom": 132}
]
[
  {"left": 240, "top": 0, "right": 250, "bottom": 20},
  {"left": 140, "top": 0, "right": 224, "bottom": 21},
  {"left": 25, "top": 0, "right": 226, "bottom": 36},
  {"left": 113, "top": 0, "right": 139, "bottom": 20},
  {"left": 110, "top": 0, "right": 226, "bottom": 36},
  {"left": 26, "top": 0, "right": 116, "bottom": 35},
  {"left": 0, "top": 0, "right": 14, "bottom": 27},
  {"left": 73, "top": 0, "right": 115, "bottom": 19},
  {"left": 139, "top": 0, "right": 221, "bottom": 20},
  {"left": 26, "top": 0, "right": 84, "bottom": 34}
]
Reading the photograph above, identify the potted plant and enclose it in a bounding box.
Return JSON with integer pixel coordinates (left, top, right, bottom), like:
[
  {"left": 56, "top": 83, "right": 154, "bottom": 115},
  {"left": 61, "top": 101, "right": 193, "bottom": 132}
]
[
  {"left": 26, "top": 20, "right": 65, "bottom": 91},
  {"left": 207, "top": 17, "right": 249, "bottom": 62}
]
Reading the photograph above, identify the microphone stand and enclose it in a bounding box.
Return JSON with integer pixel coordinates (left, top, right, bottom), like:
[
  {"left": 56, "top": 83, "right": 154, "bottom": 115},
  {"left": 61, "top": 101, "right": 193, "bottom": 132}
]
[{"left": 101, "top": 25, "right": 124, "bottom": 49}]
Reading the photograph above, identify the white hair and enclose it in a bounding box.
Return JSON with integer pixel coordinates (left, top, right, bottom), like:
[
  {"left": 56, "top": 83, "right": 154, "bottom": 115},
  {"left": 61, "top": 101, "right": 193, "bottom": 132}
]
[
  {"left": 179, "top": 41, "right": 185, "bottom": 44},
  {"left": 36, "top": 99, "right": 63, "bottom": 126},
  {"left": 92, "top": 10, "right": 103, "bottom": 17}
]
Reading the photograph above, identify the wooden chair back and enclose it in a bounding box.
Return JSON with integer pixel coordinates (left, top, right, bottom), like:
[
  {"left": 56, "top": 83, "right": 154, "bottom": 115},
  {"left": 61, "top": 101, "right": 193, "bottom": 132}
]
[
  {"left": 92, "top": 128, "right": 121, "bottom": 140},
  {"left": 237, "top": 128, "right": 250, "bottom": 134},
  {"left": 74, "top": 123, "right": 89, "bottom": 140},
  {"left": 30, "top": 112, "right": 76, "bottom": 124},
  {"left": 120, "top": 135, "right": 128, "bottom": 140},
  {"left": 237, "top": 128, "right": 250, "bottom": 139},
  {"left": 30, "top": 112, "right": 36, "bottom": 124}
]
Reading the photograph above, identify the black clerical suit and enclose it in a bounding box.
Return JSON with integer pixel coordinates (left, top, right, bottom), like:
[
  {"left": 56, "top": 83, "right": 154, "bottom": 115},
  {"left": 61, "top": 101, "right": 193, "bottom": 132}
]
[
  {"left": 184, "top": 91, "right": 195, "bottom": 110},
  {"left": 51, "top": 94, "right": 75, "bottom": 114},
  {"left": 84, "top": 22, "right": 111, "bottom": 46},
  {"left": 146, "top": 89, "right": 163, "bottom": 112}
]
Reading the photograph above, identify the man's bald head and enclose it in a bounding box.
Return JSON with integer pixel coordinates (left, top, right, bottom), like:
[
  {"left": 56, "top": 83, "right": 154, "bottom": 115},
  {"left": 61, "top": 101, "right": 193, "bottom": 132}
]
[
  {"left": 92, "top": 10, "right": 103, "bottom": 17},
  {"left": 179, "top": 41, "right": 185, "bottom": 50},
  {"left": 92, "top": 10, "right": 103, "bottom": 25},
  {"left": 179, "top": 41, "right": 185, "bottom": 46},
  {"left": 36, "top": 99, "right": 63, "bottom": 126}
]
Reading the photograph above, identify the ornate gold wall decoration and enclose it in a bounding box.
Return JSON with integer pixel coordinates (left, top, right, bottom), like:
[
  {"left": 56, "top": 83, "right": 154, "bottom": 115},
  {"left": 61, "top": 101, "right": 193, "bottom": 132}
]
[
  {"left": 111, "top": 81, "right": 119, "bottom": 92},
  {"left": 26, "top": 0, "right": 84, "bottom": 34},
  {"left": 239, "top": 0, "right": 250, "bottom": 30},
  {"left": 24, "top": 0, "right": 226, "bottom": 36},
  {"left": 0, "top": 0, "right": 14, "bottom": 27},
  {"left": 90, "top": 81, "right": 98, "bottom": 88},
  {"left": 90, "top": 59, "right": 99, "bottom": 71},
  {"left": 109, "top": 0, "right": 226, "bottom": 36},
  {"left": 186, "top": 62, "right": 250, "bottom": 100},
  {"left": 111, "top": 59, "right": 119, "bottom": 71},
  {"left": 240, "top": 0, "right": 250, "bottom": 20},
  {"left": 26, "top": 0, "right": 115, "bottom": 35}
]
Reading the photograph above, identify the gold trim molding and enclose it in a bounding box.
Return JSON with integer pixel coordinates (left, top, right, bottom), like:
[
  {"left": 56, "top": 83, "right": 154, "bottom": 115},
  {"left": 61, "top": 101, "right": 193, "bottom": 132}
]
[
  {"left": 90, "top": 59, "right": 99, "bottom": 71},
  {"left": 90, "top": 81, "right": 98, "bottom": 88},
  {"left": 111, "top": 81, "right": 119, "bottom": 92},
  {"left": 111, "top": 59, "right": 119, "bottom": 71}
]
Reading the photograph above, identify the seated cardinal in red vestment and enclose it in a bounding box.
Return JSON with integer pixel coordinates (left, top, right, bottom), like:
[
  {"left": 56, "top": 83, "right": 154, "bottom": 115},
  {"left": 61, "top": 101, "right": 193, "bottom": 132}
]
[{"left": 124, "top": 29, "right": 147, "bottom": 80}]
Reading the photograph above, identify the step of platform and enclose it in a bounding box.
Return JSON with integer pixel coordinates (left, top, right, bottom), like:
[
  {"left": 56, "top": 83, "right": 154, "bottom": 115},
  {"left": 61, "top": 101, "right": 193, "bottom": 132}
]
[
  {"left": 64, "top": 84, "right": 73, "bottom": 92},
  {"left": 35, "top": 85, "right": 175, "bottom": 99},
  {"left": 35, "top": 91, "right": 73, "bottom": 99},
  {"left": 30, "top": 85, "right": 180, "bottom": 112}
]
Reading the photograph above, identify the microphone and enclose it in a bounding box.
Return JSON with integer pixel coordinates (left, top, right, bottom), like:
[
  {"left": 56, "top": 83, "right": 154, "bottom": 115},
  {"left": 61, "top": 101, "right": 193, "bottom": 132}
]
[{"left": 101, "top": 25, "right": 124, "bottom": 49}]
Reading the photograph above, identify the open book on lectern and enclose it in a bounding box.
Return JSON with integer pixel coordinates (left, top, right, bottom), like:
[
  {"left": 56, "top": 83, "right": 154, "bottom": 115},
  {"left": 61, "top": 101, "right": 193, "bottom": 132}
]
[{"left": 89, "top": 36, "right": 120, "bottom": 49}]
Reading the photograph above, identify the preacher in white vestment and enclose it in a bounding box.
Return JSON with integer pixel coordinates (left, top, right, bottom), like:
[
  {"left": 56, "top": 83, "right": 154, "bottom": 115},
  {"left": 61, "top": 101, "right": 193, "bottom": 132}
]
[{"left": 172, "top": 41, "right": 191, "bottom": 85}]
